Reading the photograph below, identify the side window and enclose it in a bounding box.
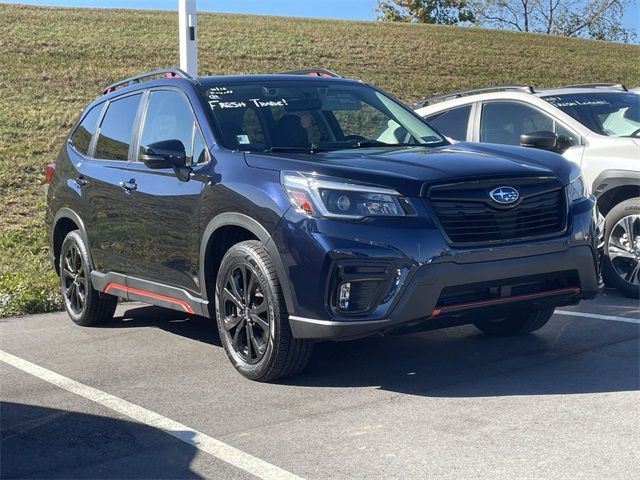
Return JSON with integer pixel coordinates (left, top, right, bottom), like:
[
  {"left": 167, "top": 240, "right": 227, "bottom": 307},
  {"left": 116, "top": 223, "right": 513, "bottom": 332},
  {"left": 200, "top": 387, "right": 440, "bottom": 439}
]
[
  {"left": 139, "top": 90, "right": 205, "bottom": 165},
  {"left": 426, "top": 105, "right": 472, "bottom": 141},
  {"left": 555, "top": 122, "right": 579, "bottom": 147},
  {"left": 480, "top": 101, "right": 553, "bottom": 145},
  {"left": 94, "top": 94, "right": 142, "bottom": 161},
  {"left": 191, "top": 124, "right": 207, "bottom": 164},
  {"left": 70, "top": 104, "right": 102, "bottom": 155}
]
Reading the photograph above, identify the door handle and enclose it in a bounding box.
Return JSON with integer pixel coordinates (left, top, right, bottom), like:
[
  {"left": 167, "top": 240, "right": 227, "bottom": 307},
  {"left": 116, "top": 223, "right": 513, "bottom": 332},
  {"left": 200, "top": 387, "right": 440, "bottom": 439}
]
[{"left": 120, "top": 178, "right": 137, "bottom": 193}]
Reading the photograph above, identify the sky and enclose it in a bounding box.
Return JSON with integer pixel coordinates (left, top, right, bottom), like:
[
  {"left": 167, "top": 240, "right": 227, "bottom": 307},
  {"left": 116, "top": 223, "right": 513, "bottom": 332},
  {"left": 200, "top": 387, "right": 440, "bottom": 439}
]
[{"left": 3, "top": 0, "right": 639, "bottom": 37}]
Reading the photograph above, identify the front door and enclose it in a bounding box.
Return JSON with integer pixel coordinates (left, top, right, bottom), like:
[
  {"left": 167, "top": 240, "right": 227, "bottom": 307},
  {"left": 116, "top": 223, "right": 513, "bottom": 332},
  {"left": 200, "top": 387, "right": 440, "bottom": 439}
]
[{"left": 121, "top": 89, "right": 210, "bottom": 295}]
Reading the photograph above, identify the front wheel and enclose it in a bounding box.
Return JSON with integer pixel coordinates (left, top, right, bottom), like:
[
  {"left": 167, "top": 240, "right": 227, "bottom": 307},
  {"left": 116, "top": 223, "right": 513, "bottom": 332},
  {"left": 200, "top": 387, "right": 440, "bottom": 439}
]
[
  {"left": 602, "top": 198, "right": 640, "bottom": 299},
  {"left": 474, "top": 308, "right": 554, "bottom": 336},
  {"left": 215, "top": 240, "right": 313, "bottom": 381}
]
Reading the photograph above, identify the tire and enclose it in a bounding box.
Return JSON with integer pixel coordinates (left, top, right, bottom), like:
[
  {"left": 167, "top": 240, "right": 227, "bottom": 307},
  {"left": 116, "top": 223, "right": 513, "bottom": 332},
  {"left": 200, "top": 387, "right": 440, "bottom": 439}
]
[
  {"left": 215, "top": 240, "right": 313, "bottom": 381},
  {"left": 602, "top": 197, "right": 640, "bottom": 299},
  {"left": 60, "top": 230, "right": 117, "bottom": 326},
  {"left": 474, "top": 308, "right": 554, "bottom": 336}
]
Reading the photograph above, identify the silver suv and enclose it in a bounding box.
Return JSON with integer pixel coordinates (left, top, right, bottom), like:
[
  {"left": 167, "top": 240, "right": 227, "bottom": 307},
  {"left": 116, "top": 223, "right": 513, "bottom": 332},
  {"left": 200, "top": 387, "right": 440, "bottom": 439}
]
[{"left": 415, "top": 84, "right": 639, "bottom": 298}]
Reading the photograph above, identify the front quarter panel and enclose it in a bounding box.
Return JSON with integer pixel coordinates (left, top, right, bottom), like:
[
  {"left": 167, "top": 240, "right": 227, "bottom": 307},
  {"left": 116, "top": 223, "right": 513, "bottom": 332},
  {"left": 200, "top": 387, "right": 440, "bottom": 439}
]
[
  {"left": 581, "top": 135, "right": 640, "bottom": 191},
  {"left": 199, "top": 148, "right": 291, "bottom": 236}
]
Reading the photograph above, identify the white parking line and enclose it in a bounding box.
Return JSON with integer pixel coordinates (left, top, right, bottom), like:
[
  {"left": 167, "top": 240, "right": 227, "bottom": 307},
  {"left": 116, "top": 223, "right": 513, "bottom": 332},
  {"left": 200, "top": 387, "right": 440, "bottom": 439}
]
[
  {"left": 555, "top": 310, "right": 640, "bottom": 325},
  {"left": 0, "top": 349, "right": 303, "bottom": 480}
]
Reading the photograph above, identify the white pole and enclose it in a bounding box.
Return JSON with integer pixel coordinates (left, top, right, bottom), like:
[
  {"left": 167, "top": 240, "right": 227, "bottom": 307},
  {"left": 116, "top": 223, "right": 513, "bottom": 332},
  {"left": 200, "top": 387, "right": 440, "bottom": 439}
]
[{"left": 179, "top": 0, "right": 197, "bottom": 76}]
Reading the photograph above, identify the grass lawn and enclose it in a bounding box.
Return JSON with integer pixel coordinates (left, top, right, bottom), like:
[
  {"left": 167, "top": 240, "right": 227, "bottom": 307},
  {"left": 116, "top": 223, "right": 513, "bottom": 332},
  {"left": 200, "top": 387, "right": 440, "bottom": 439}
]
[{"left": 1, "top": 4, "right": 639, "bottom": 316}]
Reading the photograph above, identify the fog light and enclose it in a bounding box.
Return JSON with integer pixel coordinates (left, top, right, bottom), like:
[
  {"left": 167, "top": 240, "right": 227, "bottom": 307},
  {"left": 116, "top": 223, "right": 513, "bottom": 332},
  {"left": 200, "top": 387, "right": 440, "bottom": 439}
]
[{"left": 339, "top": 282, "right": 351, "bottom": 310}]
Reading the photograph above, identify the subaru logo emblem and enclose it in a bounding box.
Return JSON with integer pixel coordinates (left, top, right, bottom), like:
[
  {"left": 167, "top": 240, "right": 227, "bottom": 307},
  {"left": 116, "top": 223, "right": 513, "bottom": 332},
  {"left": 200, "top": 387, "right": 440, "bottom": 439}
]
[{"left": 490, "top": 186, "right": 520, "bottom": 204}]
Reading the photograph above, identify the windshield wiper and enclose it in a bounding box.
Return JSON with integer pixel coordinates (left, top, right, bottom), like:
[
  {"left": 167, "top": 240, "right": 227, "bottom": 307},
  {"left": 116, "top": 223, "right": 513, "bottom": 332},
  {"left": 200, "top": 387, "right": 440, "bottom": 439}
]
[
  {"left": 353, "top": 141, "right": 420, "bottom": 148},
  {"left": 262, "top": 142, "right": 425, "bottom": 154},
  {"left": 264, "top": 146, "right": 316, "bottom": 154},
  {"left": 314, "top": 140, "right": 423, "bottom": 151}
]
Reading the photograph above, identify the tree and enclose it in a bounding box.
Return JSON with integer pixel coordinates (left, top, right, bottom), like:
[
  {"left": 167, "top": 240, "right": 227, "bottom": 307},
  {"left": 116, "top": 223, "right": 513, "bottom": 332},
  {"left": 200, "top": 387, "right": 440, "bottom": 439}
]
[
  {"left": 376, "top": 0, "right": 476, "bottom": 25},
  {"left": 470, "top": 0, "right": 635, "bottom": 42}
]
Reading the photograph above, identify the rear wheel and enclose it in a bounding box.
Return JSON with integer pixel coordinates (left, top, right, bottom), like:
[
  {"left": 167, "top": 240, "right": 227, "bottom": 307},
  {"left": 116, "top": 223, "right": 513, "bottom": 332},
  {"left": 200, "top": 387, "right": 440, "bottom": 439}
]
[
  {"left": 215, "top": 240, "right": 313, "bottom": 381},
  {"left": 602, "top": 198, "right": 640, "bottom": 299},
  {"left": 474, "top": 308, "right": 554, "bottom": 336},
  {"left": 60, "top": 230, "right": 117, "bottom": 326}
]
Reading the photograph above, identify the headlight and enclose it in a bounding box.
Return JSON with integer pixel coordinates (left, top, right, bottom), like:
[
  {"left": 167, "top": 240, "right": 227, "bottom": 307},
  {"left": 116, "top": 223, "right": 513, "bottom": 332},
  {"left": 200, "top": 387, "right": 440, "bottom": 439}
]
[
  {"left": 567, "top": 174, "right": 588, "bottom": 202},
  {"left": 281, "top": 171, "right": 406, "bottom": 219}
]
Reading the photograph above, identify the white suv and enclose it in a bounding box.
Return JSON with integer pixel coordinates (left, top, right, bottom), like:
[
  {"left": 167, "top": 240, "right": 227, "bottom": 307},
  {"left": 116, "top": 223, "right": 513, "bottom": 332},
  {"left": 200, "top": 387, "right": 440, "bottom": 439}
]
[{"left": 415, "top": 84, "right": 640, "bottom": 298}]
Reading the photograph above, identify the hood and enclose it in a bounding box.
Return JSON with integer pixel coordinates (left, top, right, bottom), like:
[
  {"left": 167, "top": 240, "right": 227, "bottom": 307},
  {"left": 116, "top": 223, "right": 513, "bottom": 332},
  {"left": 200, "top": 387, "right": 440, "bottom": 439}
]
[
  {"left": 244, "top": 142, "right": 573, "bottom": 197},
  {"left": 586, "top": 132, "right": 640, "bottom": 150}
]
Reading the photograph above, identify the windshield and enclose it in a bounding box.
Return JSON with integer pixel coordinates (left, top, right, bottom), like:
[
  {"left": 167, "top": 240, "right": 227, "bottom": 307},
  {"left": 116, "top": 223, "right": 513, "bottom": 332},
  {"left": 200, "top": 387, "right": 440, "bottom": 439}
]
[
  {"left": 543, "top": 92, "right": 640, "bottom": 137},
  {"left": 201, "top": 81, "right": 447, "bottom": 152}
]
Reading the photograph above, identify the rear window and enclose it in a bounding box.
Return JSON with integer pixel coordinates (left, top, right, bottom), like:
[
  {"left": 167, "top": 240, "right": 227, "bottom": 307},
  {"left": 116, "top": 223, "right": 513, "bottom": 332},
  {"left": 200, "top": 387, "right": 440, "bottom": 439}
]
[
  {"left": 70, "top": 105, "right": 102, "bottom": 155},
  {"left": 94, "top": 94, "right": 142, "bottom": 161},
  {"left": 426, "top": 105, "right": 472, "bottom": 141}
]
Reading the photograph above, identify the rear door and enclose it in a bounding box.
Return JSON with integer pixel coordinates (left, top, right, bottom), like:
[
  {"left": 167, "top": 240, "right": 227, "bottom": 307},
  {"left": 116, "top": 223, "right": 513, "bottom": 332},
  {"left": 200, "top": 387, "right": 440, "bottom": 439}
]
[
  {"left": 120, "top": 88, "right": 209, "bottom": 295},
  {"left": 77, "top": 92, "right": 143, "bottom": 274}
]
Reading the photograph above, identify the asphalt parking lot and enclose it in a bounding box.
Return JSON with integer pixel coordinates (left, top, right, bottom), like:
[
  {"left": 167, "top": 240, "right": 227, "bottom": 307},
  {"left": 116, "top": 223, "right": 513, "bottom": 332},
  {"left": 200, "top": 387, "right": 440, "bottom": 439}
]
[{"left": 1, "top": 288, "right": 638, "bottom": 480}]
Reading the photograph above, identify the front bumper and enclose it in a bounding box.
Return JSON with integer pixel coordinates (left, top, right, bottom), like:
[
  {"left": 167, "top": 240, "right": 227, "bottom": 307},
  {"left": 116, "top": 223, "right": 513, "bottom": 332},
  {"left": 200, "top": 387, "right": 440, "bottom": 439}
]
[
  {"left": 273, "top": 195, "right": 602, "bottom": 340},
  {"left": 289, "top": 245, "right": 600, "bottom": 339}
]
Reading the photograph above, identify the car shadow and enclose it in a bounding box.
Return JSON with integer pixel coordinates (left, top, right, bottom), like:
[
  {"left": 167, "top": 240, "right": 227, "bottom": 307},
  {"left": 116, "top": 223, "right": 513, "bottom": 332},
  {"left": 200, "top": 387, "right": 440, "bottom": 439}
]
[
  {"left": 0, "top": 402, "right": 201, "bottom": 479},
  {"left": 292, "top": 320, "right": 640, "bottom": 397},
  {"left": 580, "top": 286, "right": 640, "bottom": 314},
  {"left": 108, "top": 304, "right": 639, "bottom": 398},
  {"left": 107, "top": 304, "right": 222, "bottom": 347}
]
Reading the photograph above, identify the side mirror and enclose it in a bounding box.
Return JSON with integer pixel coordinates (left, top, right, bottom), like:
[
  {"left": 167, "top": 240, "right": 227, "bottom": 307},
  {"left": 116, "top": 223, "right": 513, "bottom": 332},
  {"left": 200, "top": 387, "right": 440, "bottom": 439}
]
[
  {"left": 555, "top": 134, "right": 574, "bottom": 153},
  {"left": 519, "top": 131, "right": 557, "bottom": 151},
  {"left": 140, "top": 140, "right": 187, "bottom": 169}
]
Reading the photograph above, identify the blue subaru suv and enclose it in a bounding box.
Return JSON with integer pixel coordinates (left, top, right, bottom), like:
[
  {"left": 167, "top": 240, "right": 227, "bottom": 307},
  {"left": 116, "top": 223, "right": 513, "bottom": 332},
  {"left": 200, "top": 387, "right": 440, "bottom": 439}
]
[{"left": 46, "top": 68, "right": 602, "bottom": 381}]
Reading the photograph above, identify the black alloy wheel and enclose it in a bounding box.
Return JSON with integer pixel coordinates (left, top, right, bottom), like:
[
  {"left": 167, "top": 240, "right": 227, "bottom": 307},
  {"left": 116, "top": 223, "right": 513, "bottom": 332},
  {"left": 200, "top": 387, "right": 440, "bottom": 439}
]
[
  {"left": 221, "top": 263, "right": 270, "bottom": 364},
  {"left": 61, "top": 241, "right": 88, "bottom": 315},
  {"left": 59, "top": 230, "right": 117, "bottom": 326},
  {"left": 215, "top": 241, "right": 313, "bottom": 381}
]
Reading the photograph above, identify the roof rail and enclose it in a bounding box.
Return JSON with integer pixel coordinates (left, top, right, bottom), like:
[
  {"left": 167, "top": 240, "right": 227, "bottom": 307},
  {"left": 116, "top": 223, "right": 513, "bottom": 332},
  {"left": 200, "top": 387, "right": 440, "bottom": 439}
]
[
  {"left": 279, "top": 68, "right": 342, "bottom": 78},
  {"left": 412, "top": 84, "right": 534, "bottom": 109},
  {"left": 560, "top": 83, "right": 627, "bottom": 91},
  {"left": 102, "top": 68, "right": 194, "bottom": 95}
]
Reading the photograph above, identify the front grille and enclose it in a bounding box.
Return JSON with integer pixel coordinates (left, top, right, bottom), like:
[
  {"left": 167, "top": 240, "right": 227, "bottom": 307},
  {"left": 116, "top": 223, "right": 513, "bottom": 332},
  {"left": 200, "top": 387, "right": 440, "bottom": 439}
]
[{"left": 428, "top": 178, "right": 567, "bottom": 245}]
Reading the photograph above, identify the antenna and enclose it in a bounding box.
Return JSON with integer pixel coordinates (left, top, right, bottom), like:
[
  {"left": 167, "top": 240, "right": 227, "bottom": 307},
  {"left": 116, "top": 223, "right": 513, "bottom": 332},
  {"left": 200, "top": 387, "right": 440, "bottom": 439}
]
[{"left": 178, "top": 0, "right": 197, "bottom": 76}]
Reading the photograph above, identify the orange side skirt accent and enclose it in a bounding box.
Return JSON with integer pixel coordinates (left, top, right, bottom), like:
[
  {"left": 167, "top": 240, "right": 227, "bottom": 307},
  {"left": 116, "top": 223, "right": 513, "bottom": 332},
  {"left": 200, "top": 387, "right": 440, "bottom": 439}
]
[{"left": 104, "top": 282, "right": 195, "bottom": 314}]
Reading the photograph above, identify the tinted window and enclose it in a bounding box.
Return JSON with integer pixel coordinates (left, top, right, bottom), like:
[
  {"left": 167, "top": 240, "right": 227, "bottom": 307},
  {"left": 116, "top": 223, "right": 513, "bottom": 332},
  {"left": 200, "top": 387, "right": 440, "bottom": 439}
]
[
  {"left": 480, "top": 102, "right": 553, "bottom": 145},
  {"left": 94, "top": 94, "right": 142, "bottom": 161},
  {"left": 139, "top": 90, "right": 205, "bottom": 165},
  {"left": 70, "top": 104, "right": 102, "bottom": 155},
  {"left": 426, "top": 105, "right": 471, "bottom": 140}
]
